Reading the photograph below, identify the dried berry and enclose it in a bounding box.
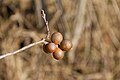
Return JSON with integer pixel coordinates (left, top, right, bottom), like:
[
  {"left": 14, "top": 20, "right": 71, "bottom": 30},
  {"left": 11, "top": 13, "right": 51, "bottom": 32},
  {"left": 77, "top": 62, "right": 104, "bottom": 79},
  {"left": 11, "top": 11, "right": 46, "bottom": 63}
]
[
  {"left": 53, "top": 48, "right": 64, "bottom": 60},
  {"left": 51, "top": 32, "right": 63, "bottom": 44},
  {"left": 43, "top": 43, "right": 56, "bottom": 53},
  {"left": 43, "top": 44, "right": 49, "bottom": 53},
  {"left": 60, "top": 39, "right": 72, "bottom": 51}
]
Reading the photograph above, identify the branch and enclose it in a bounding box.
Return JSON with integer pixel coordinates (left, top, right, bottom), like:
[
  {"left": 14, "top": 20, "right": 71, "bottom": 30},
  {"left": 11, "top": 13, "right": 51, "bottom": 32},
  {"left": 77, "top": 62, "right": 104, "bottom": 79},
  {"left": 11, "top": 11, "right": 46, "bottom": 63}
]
[
  {"left": 0, "top": 10, "right": 50, "bottom": 59},
  {"left": 0, "top": 39, "right": 47, "bottom": 59},
  {"left": 41, "top": 10, "right": 50, "bottom": 39}
]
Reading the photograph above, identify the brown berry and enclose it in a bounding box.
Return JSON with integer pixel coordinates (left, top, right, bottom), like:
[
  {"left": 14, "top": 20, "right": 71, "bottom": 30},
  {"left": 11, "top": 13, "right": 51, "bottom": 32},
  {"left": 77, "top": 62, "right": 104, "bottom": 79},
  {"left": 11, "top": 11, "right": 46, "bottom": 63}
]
[
  {"left": 53, "top": 48, "right": 64, "bottom": 60},
  {"left": 43, "top": 43, "right": 56, "bottom": 53},
  {"left": 60, "top": 39, "right": 72, "bottom": 51},
  {"left": 51, "top": 32, "right": 63, "bottom": 44},
  {"left": 43, "top": 44, "right": 49, "bottom": 53}
]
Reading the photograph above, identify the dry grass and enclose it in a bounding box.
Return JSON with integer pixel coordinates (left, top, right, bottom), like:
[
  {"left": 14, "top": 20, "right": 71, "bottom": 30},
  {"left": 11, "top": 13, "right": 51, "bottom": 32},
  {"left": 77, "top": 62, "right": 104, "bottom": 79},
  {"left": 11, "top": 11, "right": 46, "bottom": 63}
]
[{"left": 0, "top": 0, "right": 120, "bottom": 80}]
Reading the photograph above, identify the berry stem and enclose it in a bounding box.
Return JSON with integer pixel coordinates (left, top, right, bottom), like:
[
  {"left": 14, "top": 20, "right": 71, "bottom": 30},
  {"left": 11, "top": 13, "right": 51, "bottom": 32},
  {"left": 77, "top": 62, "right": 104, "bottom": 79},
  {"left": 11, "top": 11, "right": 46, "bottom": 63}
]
[
  {"left": 0, "top": 10, "right": 51, "bottom": 60},
  {"left": 0, "top": 39, "right": 47, "bottom": 59},
  {"left": 41, "top": 10, "right": 50, "bottom": 39}
]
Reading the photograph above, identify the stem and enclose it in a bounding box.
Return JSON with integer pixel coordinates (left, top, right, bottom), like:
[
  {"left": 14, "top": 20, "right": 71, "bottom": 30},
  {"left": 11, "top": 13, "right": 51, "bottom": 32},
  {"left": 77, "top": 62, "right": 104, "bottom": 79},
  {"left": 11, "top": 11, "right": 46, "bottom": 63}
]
[
  {"left": 0, "top": 39, "right": 47, "bottom": 59},
  {"left": 41, "top": 10, "right": 50, "bottom": 39},
  {"left": 0, "top": 10, "right": 50, "bottom": 60}
]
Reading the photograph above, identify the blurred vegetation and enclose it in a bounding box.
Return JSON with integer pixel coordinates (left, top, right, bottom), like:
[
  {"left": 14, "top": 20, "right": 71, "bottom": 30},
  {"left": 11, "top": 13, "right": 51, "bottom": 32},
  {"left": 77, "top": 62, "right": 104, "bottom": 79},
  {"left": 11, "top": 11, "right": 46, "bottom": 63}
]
[{"left": 0, "top": 0, "right": 120, "bottom": 80}]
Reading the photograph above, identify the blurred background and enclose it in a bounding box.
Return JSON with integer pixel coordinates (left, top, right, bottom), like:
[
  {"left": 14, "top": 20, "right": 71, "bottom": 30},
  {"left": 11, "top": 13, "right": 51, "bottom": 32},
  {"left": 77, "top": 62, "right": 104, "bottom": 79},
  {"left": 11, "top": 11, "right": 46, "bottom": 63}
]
[{"left": 0, "top": 0, "right": 120, "bottom": 80}]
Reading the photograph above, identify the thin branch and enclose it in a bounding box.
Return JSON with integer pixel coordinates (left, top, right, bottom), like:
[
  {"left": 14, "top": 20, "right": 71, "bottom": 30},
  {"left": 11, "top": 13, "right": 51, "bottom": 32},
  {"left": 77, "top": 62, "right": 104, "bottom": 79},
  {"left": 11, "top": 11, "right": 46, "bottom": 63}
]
[
  {"left": 0, "top": 10, "right": 50, "bottom": 59},
  {"left": 41, "top": 10, "right": 50, "bottom": 39},
  {"left": 0, "top": 39, "right": 47, "bottom": 59}
]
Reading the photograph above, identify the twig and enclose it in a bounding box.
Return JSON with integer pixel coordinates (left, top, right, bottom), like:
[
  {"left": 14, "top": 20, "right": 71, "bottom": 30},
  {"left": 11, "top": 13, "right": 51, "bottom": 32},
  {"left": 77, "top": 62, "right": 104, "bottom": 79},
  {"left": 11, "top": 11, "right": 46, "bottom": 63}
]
[
  {"left": 41, "top": 10, "right": 50, "bottom": 39},
  {"left": 0, "top": 10, "right": 50, "bottom": 59},
  {"left": 0, "top": 39, "right": 47, "bottom": 59}
]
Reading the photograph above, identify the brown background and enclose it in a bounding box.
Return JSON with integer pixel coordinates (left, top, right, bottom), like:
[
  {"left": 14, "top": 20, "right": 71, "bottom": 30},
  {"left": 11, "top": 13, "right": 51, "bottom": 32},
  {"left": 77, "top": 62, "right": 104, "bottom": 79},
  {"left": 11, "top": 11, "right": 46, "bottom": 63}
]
[{"left": 0, "top": 0, "right": 120, "bottom": 80}]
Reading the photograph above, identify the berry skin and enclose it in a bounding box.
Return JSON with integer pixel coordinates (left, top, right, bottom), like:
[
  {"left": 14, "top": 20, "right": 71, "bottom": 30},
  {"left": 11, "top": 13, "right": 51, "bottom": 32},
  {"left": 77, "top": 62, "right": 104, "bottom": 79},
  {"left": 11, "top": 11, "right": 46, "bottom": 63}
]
[
  {"left": 53, "top": 48, "right": 64, "bottom": 60},
  {"left": 43, "top": 43, "right": 56, "bottom": 53},
  {"left": 51, "top": 32, "right": 63, "bottom": 44},
  {"left": 43, "top": 44, "right": 49, "bottom": 53},
  {"left": 60, "top": 39, "right": 72, "bottom": 51}
]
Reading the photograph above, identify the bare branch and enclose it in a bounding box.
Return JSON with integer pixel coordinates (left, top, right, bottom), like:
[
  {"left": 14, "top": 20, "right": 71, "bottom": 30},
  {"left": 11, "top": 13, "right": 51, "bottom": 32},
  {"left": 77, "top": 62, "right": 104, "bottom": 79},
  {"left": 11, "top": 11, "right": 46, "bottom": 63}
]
[
  {"left": 0, "top": 39, "right": 47, "bottom": 59},
  {"left": 41, "top": 10, "right": 50, "bottom": 39},
  {"left": 0, "top": 10, "right": 51, "bottom": 59}
]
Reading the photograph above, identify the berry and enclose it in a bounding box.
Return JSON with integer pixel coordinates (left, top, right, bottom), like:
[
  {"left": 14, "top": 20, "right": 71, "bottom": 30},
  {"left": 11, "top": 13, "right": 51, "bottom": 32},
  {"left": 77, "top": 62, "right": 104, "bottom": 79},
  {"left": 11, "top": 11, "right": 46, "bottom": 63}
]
[
  {"left": 53, "top": 48, "right": 64, "bottom": 60},
  {"left": 51, "top": 32, "right": 63, "bottom": 44},
  {"left": 43, "top": 43, "right": 56, "bottom": 53},
  {"left": 60, "top": 39, "right": 72, "bottom": 51},
  {"left": 43, "top": 44, "right": 49, "bottom": 53}
]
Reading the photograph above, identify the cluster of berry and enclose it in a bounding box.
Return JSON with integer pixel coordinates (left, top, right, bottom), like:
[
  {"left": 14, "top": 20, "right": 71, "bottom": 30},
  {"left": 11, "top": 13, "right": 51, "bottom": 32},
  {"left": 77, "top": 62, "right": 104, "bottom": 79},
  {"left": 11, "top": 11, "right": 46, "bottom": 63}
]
[{"left": 43, "top": 32, "right": 72, "bottom": 60}]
